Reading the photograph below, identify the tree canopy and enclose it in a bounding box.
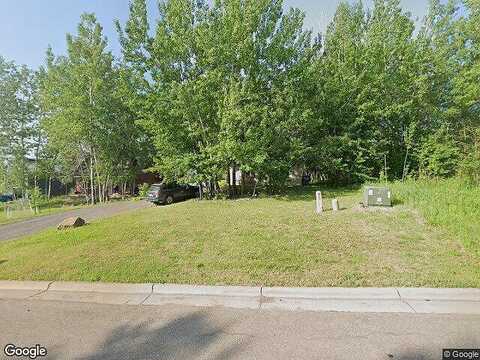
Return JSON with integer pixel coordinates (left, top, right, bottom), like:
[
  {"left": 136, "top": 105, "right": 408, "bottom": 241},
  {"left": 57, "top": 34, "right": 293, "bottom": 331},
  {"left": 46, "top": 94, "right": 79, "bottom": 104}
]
[{"left": 1, "top": 0, "right": 479, "bottom": 199}]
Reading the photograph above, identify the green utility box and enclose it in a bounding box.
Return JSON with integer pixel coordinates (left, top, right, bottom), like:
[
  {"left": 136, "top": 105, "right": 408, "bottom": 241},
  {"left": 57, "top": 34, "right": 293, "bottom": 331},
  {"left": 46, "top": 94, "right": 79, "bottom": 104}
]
[{"left": 363, "top": 186, "right": 392, "bottom": 207}]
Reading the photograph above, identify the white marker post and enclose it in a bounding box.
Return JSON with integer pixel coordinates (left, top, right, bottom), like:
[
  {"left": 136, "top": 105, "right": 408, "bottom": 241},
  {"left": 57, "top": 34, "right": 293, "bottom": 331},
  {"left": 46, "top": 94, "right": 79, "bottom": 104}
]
[
  {"left": 315, "top": 191, "right": 323, "bottom": 214},
  {"left": 332, "top": 199, "right": 339, "bottom": 212}
]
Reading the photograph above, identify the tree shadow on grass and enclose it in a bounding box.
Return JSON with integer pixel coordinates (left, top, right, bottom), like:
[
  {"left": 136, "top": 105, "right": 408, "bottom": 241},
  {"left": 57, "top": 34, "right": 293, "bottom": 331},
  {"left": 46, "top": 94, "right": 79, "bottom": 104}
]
[
  {"left": 0, "top": 260, "right": 7, "bottom": 266},
  {"left": 50, "top": 311, "right": 245, "bottom": 360}
]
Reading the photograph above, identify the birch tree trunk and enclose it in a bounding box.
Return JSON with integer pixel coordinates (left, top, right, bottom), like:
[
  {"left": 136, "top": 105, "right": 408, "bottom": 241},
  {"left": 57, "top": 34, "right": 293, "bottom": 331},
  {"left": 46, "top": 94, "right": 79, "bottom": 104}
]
[{"left": 90, "top": 156, "right": 95, "bottom": 205}]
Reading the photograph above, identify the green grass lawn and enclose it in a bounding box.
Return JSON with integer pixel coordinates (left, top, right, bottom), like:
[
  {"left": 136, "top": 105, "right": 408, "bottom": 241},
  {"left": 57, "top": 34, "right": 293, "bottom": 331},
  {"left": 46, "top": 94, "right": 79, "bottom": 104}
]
[
  {"left": 389, "top": 178, "right": 480, "bottom": 255},
  {"left": 0, "top": 184, "right": 478, "bottom": 287},
  {"left": 0, "top": 196, "right": 88, "bottom": 226}
]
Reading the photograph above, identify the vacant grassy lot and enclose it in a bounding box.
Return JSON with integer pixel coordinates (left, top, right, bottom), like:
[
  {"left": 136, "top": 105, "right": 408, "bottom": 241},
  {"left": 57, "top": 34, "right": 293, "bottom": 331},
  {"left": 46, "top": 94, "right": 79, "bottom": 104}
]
[{"left": 0, "top": 185, "right": 478, "bottom": 287}]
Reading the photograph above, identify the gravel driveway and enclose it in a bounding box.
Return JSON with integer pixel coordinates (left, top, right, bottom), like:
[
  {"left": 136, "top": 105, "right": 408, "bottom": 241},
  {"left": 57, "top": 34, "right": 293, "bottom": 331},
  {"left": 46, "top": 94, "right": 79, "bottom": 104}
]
[{"left": 0, "top": 200, "right": 150, "bottom": 242}]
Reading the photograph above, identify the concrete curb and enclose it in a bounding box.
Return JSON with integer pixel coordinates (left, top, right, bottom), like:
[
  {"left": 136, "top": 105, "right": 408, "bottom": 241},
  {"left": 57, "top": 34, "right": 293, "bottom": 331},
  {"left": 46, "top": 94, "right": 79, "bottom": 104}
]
[
  {"left": 0, "top": 280, "right": 52, "bottom": 291},
  {"left": 0, "top": 281, "right": 479, "bottom": 314},
  {"left": 153, "top": 284, "right": 260, "bottom": 297},
  {"left": 48, "top": 281, "right": 152, "bottom": 294},
  {"left": 397, "top": 288, "right": 480, "bottom": 301},
  {"left": 261, "top": 287, "right": 412, "bottom": 313},
  {"left": 144, "top": 284, "right": 262, "bottom": 309},
  {"left": 262, "top": 287, "right": 399, "bottom": 299}
]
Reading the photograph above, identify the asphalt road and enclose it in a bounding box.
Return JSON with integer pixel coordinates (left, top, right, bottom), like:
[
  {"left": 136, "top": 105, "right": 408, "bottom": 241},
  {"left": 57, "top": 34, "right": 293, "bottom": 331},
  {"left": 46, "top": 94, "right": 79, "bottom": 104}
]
[
  {"left": 0, "top": 201, "right": 150, "bottom": 242},
  {"left": 0, "top": 299, "right": 479, "bottom": 360}
]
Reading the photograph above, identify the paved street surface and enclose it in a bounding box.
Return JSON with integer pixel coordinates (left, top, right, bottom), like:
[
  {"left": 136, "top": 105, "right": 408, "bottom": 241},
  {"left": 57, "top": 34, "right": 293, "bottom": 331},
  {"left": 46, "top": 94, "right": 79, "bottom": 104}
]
[
  {"left": 0, "top": 299, "right": 478, "bottom": 360},
  {"left": 0, "top": 201, "right": 150, "bottom": 242}
]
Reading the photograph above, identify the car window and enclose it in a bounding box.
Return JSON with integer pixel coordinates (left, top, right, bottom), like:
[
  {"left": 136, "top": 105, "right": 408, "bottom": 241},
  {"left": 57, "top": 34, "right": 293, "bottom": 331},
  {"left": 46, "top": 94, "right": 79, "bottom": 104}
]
[{"left": 164, "top": 183, "right": 178, "bottom": 190}]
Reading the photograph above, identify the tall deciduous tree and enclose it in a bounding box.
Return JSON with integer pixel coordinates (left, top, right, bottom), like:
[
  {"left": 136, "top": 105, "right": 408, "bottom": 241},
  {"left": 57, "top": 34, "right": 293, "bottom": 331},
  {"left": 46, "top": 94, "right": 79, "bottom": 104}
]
[
  {"left": 6, "top": 0, "right": 480, "bottom": 196},
  {"left": 117, "top": 0, "right": 315, "bottom": 193},
  {"left": 0, "top": 56, "right": 39, "bottom": 195},
  {"left": 40, "top": 14, "right": 151, "bottom": 203}
]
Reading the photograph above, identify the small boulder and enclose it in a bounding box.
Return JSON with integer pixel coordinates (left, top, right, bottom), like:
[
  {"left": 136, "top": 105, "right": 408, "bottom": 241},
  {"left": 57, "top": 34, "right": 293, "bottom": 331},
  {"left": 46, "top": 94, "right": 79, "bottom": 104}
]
[{"left": 57, "top": 217, "right": 86, "bottom": 230}]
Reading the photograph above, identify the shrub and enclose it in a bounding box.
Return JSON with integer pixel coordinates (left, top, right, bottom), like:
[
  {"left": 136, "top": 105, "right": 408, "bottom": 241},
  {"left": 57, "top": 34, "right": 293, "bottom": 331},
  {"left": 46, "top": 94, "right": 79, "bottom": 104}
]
[
  {"left": 458, "top": 128, "right": 480, "bottom": 185},
  {"left": 27, "top": 187, "right": 43, "bottom": 214},
  {"left": 138, "top": 183, "right": 150, "bottom": 198},
  {"left": 418, "top": 127, "right": 460, "bottom": 178}
]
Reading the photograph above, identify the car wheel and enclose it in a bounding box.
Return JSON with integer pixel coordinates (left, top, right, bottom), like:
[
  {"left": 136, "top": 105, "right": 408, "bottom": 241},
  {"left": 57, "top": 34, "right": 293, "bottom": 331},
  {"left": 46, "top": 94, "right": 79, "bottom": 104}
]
[{"left": 166, "top": 196, "right": 174, "bottom": 205}]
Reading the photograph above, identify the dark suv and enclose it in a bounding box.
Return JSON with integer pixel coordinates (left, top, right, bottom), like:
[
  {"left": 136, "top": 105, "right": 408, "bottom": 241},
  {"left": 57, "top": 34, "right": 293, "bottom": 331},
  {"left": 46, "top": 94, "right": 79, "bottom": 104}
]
[{"left": 147, "top": 183, "right": 199, "bottom": 205}]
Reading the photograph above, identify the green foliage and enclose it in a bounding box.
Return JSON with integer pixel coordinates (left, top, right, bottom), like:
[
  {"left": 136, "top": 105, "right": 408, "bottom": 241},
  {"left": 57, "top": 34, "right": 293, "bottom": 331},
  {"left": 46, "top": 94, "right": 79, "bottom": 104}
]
[
  {"left": 452, "top": 0, "right": 480, "bottom": 129},
  {"left": 27, "top": 186, "right": 43, "bottom": 213},
  {"left": 304, "top": 0, "right": 452, "bottom": 183},
  {"left": 0, "top": 56, "right": 39, "bottom": 194},
  {"left": 117, "top": 0, "right": 315, "bottom": 192},
  {"left": 458, "top": 128, "right": 480, "bottom": 184},
  {"left": 0, "top": 162, "right": 6, "bottom": 193},
  {"left": 390, "top": 178, "right": 480, "bottom": 254},
  {"left": 138, "top": 183, "right": 150, "bottom": 198},
  {"left": 418, "top": 127, "right": 460, "bottom": 178},
  {"left": 217, "top": 179, "right": 229, "bottom": 193},
  {"left": 40, "top": 14, "right": 153, "bottom": 203},
  {"left": 2, "top": 0, "right": 480, "bottom": 196}
]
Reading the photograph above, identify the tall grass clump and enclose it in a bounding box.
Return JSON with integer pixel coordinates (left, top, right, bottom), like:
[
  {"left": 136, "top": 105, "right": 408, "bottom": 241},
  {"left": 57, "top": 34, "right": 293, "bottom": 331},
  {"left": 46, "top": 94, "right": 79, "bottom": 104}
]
[{"left": 390, "top": 178, "right": 480, "bottom": 253}]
